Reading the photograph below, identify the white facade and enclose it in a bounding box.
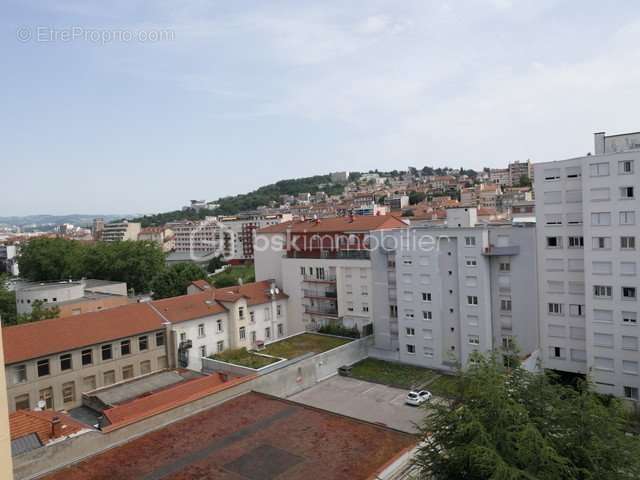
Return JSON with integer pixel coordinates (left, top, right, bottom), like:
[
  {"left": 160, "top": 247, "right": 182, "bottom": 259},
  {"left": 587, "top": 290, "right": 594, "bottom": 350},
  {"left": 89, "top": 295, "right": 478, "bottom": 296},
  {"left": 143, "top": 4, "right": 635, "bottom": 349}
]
[
  {"left": 535, "top": 131, "right": 640, "bottom": 401},
  {"left": 370, "top": 209, "right": 538, "bottom": 371}
]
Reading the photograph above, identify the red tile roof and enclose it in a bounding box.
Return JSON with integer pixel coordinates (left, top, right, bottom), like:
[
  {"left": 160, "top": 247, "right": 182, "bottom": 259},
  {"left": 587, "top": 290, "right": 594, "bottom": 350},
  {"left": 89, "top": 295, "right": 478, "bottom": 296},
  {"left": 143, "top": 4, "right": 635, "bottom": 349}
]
[
  {"left": 43, "top": 392, "right": 416, "bottom": 480},
  {"left": 257, "top": 215, "right": 407, "bottom": 234},
  {"left": 10, "top": 410, "right": 86, "bottom": 443},
  {"left": 102, "top": 373, "right": 253, "bottom": 432},
  {"left": 215, "top": 280, "right": 288, "bottom": 306},
  {"left": 2, "top": 303, "right": 164, "bottom": 365},
  {"left": 190, "top": 279, "right": 211, "bottom": 291}
]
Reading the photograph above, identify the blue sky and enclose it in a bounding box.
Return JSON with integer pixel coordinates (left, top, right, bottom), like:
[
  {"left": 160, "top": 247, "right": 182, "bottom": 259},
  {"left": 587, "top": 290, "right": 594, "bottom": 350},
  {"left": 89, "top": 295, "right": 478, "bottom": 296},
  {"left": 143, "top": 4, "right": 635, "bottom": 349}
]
[{"left": 2, "top": 0, "right": 640, "bottom": 216}]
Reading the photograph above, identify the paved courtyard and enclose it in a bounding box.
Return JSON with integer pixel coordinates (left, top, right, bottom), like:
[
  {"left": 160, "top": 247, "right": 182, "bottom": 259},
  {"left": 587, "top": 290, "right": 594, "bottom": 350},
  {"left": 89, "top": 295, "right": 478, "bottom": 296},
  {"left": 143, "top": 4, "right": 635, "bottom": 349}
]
[{"left": 289, "top": 375, "right": 428, "bottom": 433}]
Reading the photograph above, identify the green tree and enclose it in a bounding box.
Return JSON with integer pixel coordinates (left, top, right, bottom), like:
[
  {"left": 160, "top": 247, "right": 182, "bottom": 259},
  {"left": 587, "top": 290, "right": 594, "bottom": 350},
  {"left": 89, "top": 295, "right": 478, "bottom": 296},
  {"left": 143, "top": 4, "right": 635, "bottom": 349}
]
[
  {"left": 150, "top": 263, "right": 207, "bottom": 299},
  {"left": 408, "top": 191, "right": 427, "bottom": 205},
  {"left": 414, "top": 351, "right": 640, "bottom": 479},
  {"left": 19, "top": 237, "right": 86, "bottom": 281},
  {"left": 0, "top": 274, "right": 17, "bottom": 325},
  {"left": 518, "top": 174, "right": 532, "bottom": 187},
  {"left": 16, "top": 299, "right": 60, "bottom": 324},
  {"left": 207, "top": 255, "right": 226, "bottom": 273}
]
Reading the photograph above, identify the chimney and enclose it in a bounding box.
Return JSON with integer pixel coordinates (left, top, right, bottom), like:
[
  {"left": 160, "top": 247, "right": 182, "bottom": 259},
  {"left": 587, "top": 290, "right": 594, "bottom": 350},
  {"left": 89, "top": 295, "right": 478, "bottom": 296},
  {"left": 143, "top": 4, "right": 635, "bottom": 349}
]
[{"left": 51, "top": 416, "right": 62, "bottom": 438}]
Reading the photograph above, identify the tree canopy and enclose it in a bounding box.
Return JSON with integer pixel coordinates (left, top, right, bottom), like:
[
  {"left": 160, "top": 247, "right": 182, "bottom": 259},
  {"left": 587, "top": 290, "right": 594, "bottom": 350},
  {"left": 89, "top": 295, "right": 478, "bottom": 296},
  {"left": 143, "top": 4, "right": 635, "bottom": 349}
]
[
  {"left": 19, "top": 238, "right": 165, "bottom": 293},
  {"left": 150, "top": 263, "right": 207, "bottom": 299},
  {"left": 414, "top": 351, "right": 640, "bottom": 480}
]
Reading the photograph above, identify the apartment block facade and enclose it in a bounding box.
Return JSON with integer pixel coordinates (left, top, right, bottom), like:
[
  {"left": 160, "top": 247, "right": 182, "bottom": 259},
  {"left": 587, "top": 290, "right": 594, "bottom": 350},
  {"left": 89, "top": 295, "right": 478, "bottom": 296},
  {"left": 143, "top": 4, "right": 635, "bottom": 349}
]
[
  {"left": 101, "top": 221, "right": 141, "bottom": 242},
  {"left": 369, "top": 208, "right": 538, "bottom": 370},
  {"left": 535, "top": 131, "right": 640, "bottom": 400}
]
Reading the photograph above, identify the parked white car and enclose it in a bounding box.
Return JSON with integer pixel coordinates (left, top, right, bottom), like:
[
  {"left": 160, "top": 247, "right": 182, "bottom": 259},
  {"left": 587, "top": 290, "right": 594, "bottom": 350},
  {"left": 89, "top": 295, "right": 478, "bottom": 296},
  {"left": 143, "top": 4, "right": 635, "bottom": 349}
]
[{"left": 405, "top": 390, "right": 432, "bottom": 406}]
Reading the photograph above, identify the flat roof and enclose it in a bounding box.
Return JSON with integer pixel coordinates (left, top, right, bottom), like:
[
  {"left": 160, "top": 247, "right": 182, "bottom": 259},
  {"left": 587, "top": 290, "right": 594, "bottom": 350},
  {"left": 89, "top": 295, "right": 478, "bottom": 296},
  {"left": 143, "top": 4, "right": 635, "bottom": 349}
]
[{"left": 42, "top": 392, "right": 416, "bottom": 480}]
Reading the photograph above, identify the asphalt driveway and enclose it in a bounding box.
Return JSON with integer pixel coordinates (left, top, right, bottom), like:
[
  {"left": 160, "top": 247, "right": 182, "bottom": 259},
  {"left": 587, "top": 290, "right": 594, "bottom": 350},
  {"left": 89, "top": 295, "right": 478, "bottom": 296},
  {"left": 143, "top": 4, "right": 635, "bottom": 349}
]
[{"left": 288, "top": 375, "right": 429, "bottom": 433}]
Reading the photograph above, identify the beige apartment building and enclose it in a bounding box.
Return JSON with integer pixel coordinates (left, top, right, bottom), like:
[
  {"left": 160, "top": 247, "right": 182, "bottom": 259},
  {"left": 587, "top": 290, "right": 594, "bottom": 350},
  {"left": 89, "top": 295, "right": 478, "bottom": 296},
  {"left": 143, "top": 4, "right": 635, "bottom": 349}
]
[
  {"left": 101, "top": 221, "right": 141, "bottom": 242},
  {"left": 3, "top": 303, "right": 167, "bottom": 412}
]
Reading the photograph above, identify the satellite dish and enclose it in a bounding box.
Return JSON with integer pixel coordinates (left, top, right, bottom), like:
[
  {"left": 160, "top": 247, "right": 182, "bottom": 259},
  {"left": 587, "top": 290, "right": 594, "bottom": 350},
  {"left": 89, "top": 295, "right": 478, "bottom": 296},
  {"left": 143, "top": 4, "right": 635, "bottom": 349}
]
[{"left": 275, "top": 288, "right": 280, "bottom": 294}]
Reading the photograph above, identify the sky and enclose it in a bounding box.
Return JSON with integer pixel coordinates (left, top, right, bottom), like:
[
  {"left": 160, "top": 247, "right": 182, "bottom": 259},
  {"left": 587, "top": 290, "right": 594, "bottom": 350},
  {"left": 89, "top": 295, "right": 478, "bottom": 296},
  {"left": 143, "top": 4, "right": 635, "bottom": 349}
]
[{"left": 2, "top": 0, "right": 640, "bottom": 216}]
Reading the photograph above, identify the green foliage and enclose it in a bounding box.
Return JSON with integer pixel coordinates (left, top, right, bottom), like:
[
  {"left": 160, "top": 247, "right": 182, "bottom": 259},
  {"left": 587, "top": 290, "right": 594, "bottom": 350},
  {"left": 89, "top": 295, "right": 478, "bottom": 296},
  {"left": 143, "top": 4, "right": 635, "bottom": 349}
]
[
  {"left": 0, "top": 274, "right": 17, "bottom": 325},
  {"left": 409, "top": 191, "right": 427, "bottom": 205},
  {"left": 210, "top": 264, "right": 255, "bottom": 288},
  {"left": 19, "top": 238, "right": 165, "bottom": 293},
  {"left": 518, "top": 174, "right": 532, "bottom": 187},
  {"left": 212, "top": 347, "right": 279, "bottom": 368},
  {"left": 150, "top": 263, "right": 207, "bottom": 299},
  {"left": 317, "top": 323, "right": 360, "bottom": 338},
  {"left": 131, "top": 209, "right": 209, "bottom": 228},
  {"left": 414, "top": 351, "right": 640, "bottom": 480},
  {"left": 207, "top": 255, "right": 226, "bottom": 273},
  {"left": 15, "top": 299, "right": 60, "bottom": 325}
]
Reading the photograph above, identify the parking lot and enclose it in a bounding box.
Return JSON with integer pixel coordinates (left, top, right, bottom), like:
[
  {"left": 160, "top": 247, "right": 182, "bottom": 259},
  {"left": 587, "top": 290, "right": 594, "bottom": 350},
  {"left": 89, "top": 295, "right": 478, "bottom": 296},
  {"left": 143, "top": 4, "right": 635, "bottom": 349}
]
[{"left": 289, "top": 375, "right": 429, "bottom": 433}]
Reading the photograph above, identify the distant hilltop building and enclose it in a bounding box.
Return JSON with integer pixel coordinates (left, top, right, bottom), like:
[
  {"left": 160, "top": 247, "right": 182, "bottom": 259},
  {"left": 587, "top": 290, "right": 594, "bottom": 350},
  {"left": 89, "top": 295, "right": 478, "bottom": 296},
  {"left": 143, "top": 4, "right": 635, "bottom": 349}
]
[
  {"left": 137, "top": 226, "right": 175, "bottom": 252},
  {"left": 490, "top": 160, "right": 533, "bottom": 187},
  {"left": 330, "top": 171, "right": 349, "bottom": 184},
  {"left": 91, "top": 218, "right": 104, "bottom": 241},
  {"left": 101, "top": 221, "right": 141, "bottom": 242}
]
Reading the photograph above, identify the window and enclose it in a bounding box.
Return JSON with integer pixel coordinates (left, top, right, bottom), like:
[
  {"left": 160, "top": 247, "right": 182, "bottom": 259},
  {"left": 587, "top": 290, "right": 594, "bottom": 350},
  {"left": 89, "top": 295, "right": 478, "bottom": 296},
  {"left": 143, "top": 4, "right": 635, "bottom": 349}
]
[
  {"left": 499, "top": 262, "right": 511, "bottom": 272},
  {"left": 140, "top": 360, "right": 151, "bottom": 375},
  {"left": 300, "top": 266, "right": 305, "bottom": 276},
  {"left": 15, "top": 394, "right": 30, "bottom": 411},
  {"left": 594, "top": 309, "right": 613, "bottom": 323},
  {"left": 546, "top": 236, "right": 562, "bottom": 248},
  {"left": 620, "top": 211, "right": 636, "bottom": 225},
  {"left": 101, "top": 344, "right": 113, "bottom": 361},
  {"left": 265, "top": 327, "right": 271, "bottom": 339},
  {"left": 623, "top": 312, "right": 638, "bottom": 324},
  {"left": 544, "top": 168, "right": 561, "bottom": 181},
  {"left": 37, "top": 359, "right": 50, "bottom": 377},
  {"left": 590, "top": 162, "right": 609, "bottom": 177},
  {"left": 544, "top": 191, "right": 562, "bottom": 204},
  {"left": 120, "top": 340, "right": 131, "bottom": 356},
  {"left": 619, "top": 160, "right": 634, "bottom": 174},
  {"left": 551, "top": 347, "right": 564, "bottom": 359},
  {"left": 39, "top": 387, "right": 53, "bottom": 409},
  {"left": 423, "top": 347, "right": 434, "bottom": 358},
  {"left": 623, "top": 287, "right": 637, "bottom": 300},
  {"left": 139, "top": 336, "right": 148, "bottom": 351},
  {"left": 103, "top": 370, "right": 116, "bottom": 386},
  {"left": 12, "top": 365, "right": 27, "bottom": 384},
  {"left": 238, "top": 306, "right": 245, "bottom": 320},
  {"left": 250, "top": 330, "right": 257, "bottom": 344},
  {"left": 406, "top": 344, "right": 416, "bottom": 354},
  {"left": 623, "top": 336, "right": 639, "bottom": 351},
  {"left": 545, "top": 213, "right": 563, "bottom": 225},
  {"left": 60, "top": 353, "right": 72, "bottom": 371},
  {"left": 624, "top": 386, "right": 639, "bottom": 400},
  {"left": 500, "top": 299, "right": 512, "bottom": 312},
  {"left": 83, "top": 375, "right": 96, "bottom": 390},
  {"left": 199, "top": 345, "right": 207, "bottom": 357},
  {"left": 390, "top": 305, "right": 398, "bottom": 318},
  {"left": 422, "top": 292, "right": 432, "bottom": 302},
  {"left": 465, "top": 257, "right": 478, "bottom": 267},
  {"left": 468, "top": 335, "right": 480, "bottom": 345},
  {"left": 569, "top": 304, "right": 584, "bottom": 317},
  {"left": 423, "top": 311, "right": 432, "bottom": 320},
  {"left": 216, "top": 341, "right": 224, "bottom": 353},
  {"left": 277, "top": 323, "right": 284, "bottom": 336},
  {"left": 465, "top": 236, "right": 476, "bottom": 246},
  {"left": 179, "top": 332, "right": 187, "bottom": 343},
  {"left": 548, "top": 303, "right": 563, "bottom": 315},
  {"left": 362, "top": 303, "right": 369, "bottom": 312},
  {"left": 155, "top": 331, "right": 165, "bottom": 346},
  {"left": 566, "top": 166, "right": 581, "bottom": 178},
  {"left": 277, "top": 304, "right": 282, "bottom": 316},
  {"left": 62, "top": 382, "right": 75, "bottom": 404},
  {"left": 594, "top": 285, "right": 612, "bottom": 298},
  {"left": 568, "top": 236, "right": 584, "bottom": 248},
  {"left": 592, "top": 236, "right": 611, "bottom": 250},
  {"left": 621, "top": 236, "right": 636, "bottom": 250},
  {"left": 250, "top": 311, "right": 255, "bottom": 323},
  {"left": 621, "top": 186, "right": 635, "bottom": 199},
  {"left": 216, "top": 319, "right": 223, "bottom": 332},
  {"left": 566, "top": 212, "right": 583, "bottom": 225},
  {"left": 405, "top": 327, "right": 415, "bottom": 336},
  {"left": 467, "top": 296, "right": 478, "bottom": 305},
  {"left": 591, "top": 212, "right": 611, "bottom": 226}
]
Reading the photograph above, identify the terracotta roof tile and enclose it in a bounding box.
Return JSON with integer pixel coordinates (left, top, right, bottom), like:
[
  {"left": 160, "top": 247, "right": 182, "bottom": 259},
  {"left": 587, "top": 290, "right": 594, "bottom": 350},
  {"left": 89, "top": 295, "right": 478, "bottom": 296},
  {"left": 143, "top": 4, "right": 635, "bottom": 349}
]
[
  {"left": 214, "top": 280, "right": 288, "bottom": 306},
  {"left": 150, "top": 290, "right": 227, "bottom": 322},
  {"left": 2, "top": 303, "right": 164, "bottom": 365},
  {"left": 190, "top": 279, "right": 211, "bottom": 291},
  {"left": 10, "top": 410, "right": 86, "bottom": 443},
  {"left": 257, "top": 215, "right": 407, "bottom": 234}
]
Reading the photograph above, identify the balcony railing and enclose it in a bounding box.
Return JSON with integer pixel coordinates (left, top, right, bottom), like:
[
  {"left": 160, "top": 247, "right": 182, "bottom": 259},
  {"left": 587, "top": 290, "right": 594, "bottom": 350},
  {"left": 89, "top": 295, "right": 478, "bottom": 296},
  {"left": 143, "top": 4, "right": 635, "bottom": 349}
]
[
  {"left": 302, "top": 275, "right": 336, "bottom": 283},
  {"left": 482, "top": 245, "right": 520, "bottom": 256},
  {"left": 304, "top": 305, "right": 339, "bottom": 316},
  {"left": 287, "top": 249, "right": 370, "bottom": 260},
  {"left": 303, "top": 289, "right": 337, "bottom": 299}
]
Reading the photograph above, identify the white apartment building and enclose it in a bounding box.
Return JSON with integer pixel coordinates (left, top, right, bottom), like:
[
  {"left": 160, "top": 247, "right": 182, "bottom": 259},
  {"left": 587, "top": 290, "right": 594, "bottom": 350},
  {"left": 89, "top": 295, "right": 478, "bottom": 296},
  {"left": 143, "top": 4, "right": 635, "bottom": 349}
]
[
  {"left": 101, "top": 221, "right": 141, "bottom": 242},
  {"left": 369, "top": 208, "right": 538, "bottom": 370},
  {"left": 169, "top": 213, "right": 291, "bottom": 262},
  {"left": 535, "top": 131, "right": 640, "bottom": 401},
  {"left": 254, "top": 215, "right": 408, "bottom": 334}
]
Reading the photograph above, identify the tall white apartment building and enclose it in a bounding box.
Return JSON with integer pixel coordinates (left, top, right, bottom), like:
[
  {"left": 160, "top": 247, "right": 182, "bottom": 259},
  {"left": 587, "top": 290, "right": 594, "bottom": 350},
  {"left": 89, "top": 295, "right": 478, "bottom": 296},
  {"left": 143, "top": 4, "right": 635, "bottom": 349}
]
[
  {"left": 535, "top": 131, "right": 640, "bottom": 401},
  {"left": 369, "top": 208, "right": 538, "bottom": 370}
]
